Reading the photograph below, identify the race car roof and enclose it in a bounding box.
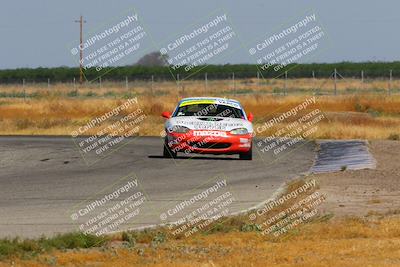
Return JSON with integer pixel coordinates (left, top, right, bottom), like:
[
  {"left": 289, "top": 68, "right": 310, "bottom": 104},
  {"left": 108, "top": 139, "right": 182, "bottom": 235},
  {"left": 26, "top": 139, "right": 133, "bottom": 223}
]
[{"left": 178, "top": 97, "right": 242, "bottom": 109}]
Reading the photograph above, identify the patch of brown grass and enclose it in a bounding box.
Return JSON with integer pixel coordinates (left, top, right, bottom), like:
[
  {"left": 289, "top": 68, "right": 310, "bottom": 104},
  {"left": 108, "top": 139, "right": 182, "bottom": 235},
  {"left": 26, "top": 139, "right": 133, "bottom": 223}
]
[
  {"left": 367, "top": 198, "right": 382, "bottom": 204},
  {"left": 2, "top": 216, "right": 399, "bottom": 267}
]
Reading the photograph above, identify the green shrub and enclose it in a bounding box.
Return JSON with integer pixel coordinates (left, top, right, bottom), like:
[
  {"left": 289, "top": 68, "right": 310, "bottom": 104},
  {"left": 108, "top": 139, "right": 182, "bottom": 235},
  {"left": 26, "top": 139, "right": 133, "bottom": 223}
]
[
  {"left": 240, "top": 224, "right": 262, "bottom": 232},
  {"left": 104, "top": 91, "right": 117, "bottom": 97},
  {"left": 67, "top": 90, "right": 78, "bottom": 97},
  {"left": 122, "top": 231, "right": 136, "bottom": 247},
  {"left": 354, "top": 103, "right": 365, "bottom": 112},
  {"left": 84, "top": 91, "right": 97, "bottom": 97},
  {"left": 0, "top": 232, "right": 106, "bottom": 260},
  {"left": 151, "top": 232, "right": 166, "bottom": 246}
]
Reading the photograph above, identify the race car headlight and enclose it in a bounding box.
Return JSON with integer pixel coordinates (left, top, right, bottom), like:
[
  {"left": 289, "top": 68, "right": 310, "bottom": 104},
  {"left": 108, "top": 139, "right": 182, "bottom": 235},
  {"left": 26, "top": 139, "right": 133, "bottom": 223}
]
[
  {"left": 230, "top": 128, "right": 248, "bottom": 135},
  {"left": 170, "top": 125, "right": 190, "bottom": 133}
]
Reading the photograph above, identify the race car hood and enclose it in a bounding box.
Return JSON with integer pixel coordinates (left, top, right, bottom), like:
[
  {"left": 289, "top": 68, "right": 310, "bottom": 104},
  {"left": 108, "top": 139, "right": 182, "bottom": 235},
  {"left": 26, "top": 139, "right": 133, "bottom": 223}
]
[{"left": 166, "top": 116, "right": 253, "bottom": 133}]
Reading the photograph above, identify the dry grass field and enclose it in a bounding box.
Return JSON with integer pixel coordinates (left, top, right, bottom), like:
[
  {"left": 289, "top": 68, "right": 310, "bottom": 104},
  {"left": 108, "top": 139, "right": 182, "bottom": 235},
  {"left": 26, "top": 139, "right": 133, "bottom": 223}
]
[
  {"left": 0, "top": 78, "right": 399, "bottom": 139},
  {"left": 2, "top": 217, "right": 399, "bottom": 267}
]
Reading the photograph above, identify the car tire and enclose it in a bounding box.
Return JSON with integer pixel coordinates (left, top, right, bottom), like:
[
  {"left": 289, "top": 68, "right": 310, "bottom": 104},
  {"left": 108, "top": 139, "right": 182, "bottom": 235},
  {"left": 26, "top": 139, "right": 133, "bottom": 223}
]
[
  {"left": 163, "top": 142, "right": 177, "bottom": 158},
  {"left": 239, "top": 148, "right": 252, "bottom": 160}
]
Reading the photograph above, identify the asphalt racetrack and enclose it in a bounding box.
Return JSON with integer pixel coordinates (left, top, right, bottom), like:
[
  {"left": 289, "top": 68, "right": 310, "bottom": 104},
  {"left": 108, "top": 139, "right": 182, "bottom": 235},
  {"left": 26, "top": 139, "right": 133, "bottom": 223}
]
[{"left": 0, "top": 136, "right": 319, "bottom": 238}]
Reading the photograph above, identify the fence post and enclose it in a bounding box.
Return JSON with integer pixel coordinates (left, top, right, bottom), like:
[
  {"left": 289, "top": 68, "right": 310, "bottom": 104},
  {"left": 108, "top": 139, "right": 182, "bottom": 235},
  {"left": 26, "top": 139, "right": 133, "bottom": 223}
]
[
  {"left": 334, "top": 68, "right": 337, "bottom": 95},
  {"left": 389, "top": 69, "right": 392, "bottom": 95},
  {"left": 361, "top": 70, "right": 364, "bottom": 92},
  {"left": 73, "top": 77, "right": 76, "bottom": 91},
  {"left": 99, "top": 76, "right": 102, "bottom": 88},
  {"left": 361, "top": 70, "right": 364, "bottom": 83},
  {"left": 257, "top": 71, "right": 260, "bottom": 86},
  {"left": 47, "top": 78, "right": 50, "bottom": 88},
  {"left": 151, "top": 75, "right": 154, "bottom": 95},
  {"left": 22, "top": 78, "right": 26, "bottom": 101},
  {"left": 312, "top": 71, "right": 317, "bottom": 94},
  {"left": 205, "top": 72, "right": 208, "bottom": 94},
  {"left": 284, "top": 71, "right": 287, "bottom": 96},
  {"left": 177, "top": 74, "right": 181, "bottom": 95},
  {"left": 125, "top": 76, "right": 128, "bottom": 89},
  {"left": 232, "top": 72, "right": 235, "bottom": 95}
]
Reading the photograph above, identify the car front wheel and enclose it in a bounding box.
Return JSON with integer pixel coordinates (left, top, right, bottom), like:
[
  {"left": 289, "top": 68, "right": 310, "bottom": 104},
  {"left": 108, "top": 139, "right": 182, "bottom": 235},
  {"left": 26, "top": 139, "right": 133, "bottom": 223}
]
[
  {"left": 163, "top": 142, "right": 177, "bottom": 158},
  {"left": 239, "top": 148, "right": 252, "bottom": 160}
]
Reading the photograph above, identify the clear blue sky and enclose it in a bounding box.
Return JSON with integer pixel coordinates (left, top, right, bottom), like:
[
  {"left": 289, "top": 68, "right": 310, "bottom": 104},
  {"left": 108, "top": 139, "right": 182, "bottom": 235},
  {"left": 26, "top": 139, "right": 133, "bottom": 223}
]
[{"left": 0, "top": 0, "right": 399, "bottom": 69}]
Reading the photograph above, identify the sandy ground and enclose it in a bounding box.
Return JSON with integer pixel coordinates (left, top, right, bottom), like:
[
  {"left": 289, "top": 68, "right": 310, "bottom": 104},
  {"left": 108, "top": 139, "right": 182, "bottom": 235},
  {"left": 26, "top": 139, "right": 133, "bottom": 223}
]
[{"left": 316, "top": 140, "right": 400, "bottom": 217}]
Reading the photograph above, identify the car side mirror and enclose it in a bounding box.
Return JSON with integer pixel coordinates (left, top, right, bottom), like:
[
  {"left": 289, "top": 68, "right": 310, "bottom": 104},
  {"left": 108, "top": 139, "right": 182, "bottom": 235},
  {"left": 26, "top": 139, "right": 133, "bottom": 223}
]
[
  {"left": 247, "top": 112, "right": 254, "bottom": 122},
  {"left": 161, "top": 111, "right": 172, "bottom": 119}
]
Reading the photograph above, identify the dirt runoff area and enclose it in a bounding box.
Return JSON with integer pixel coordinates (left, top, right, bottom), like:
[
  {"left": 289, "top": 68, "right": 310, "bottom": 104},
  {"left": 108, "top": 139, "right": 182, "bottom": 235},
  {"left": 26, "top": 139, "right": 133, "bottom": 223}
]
[{"left": 316, "top": 140, "right": 400, "bottom": 217}]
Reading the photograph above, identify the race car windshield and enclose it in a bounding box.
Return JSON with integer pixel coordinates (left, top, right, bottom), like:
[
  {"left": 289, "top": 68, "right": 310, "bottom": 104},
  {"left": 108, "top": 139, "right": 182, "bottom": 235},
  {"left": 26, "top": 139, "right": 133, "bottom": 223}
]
[{"left": 174, "top": 104, "right": 244, "bottom": 118}]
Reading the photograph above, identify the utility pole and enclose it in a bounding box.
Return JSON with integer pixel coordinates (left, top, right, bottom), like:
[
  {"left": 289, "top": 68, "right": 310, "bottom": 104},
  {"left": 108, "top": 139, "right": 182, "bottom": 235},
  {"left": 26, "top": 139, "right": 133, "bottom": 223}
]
[{"left": 75, "top": 15, "right": 86, "bottom": 84}]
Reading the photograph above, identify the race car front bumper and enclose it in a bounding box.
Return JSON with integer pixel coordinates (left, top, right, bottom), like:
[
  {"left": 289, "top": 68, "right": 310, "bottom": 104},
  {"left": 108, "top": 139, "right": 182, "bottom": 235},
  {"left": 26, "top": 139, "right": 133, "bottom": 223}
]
[{"left": 166, "top": 130, "right": 252, "bottom": 155}]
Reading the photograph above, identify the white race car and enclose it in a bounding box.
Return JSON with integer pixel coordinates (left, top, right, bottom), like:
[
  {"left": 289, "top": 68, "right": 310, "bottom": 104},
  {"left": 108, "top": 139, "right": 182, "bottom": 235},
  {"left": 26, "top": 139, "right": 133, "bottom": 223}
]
[{"left": 161, "top": 97, "right": 254, "bottom": 160}]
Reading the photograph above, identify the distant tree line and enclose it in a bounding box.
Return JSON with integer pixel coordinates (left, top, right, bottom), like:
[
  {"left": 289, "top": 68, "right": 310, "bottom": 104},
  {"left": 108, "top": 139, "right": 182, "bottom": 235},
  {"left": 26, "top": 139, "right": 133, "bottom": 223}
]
[{"left": 0, "top": 62, "right": 399, "bottom": 83}]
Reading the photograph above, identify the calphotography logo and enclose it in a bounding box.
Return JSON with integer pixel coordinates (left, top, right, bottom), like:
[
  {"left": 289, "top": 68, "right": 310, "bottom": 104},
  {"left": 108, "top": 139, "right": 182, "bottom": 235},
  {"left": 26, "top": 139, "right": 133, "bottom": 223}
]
[
  {"left": 71, "top": 97, "right": 147, "bottom": 165},
  {"left": 1, "top": 1, "right": 399, "bottom": 266},
  {"left": 158, "top": 10, "right": 240, "bottom": 80},
  {"left": 158, "top": 175, "right": 237, "bottom": 239},
  {"left": 247, "top": 179, "right": 327, "bottom": 237},
  {"left": 254, "top": 96, "right": 329, "bottom": 165},
  {"left": 69, "top": 173, "right": 150, "bottom": 236},
  {"left": 247, "top": 11, "right": 330, "bottom": 77}
]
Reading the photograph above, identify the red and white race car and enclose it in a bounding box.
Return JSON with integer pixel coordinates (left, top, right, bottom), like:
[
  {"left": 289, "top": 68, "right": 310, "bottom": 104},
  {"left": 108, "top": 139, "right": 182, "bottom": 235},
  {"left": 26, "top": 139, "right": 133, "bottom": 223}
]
[{"left": 161, "top": 97, "right": 254, "bottom": 160}]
